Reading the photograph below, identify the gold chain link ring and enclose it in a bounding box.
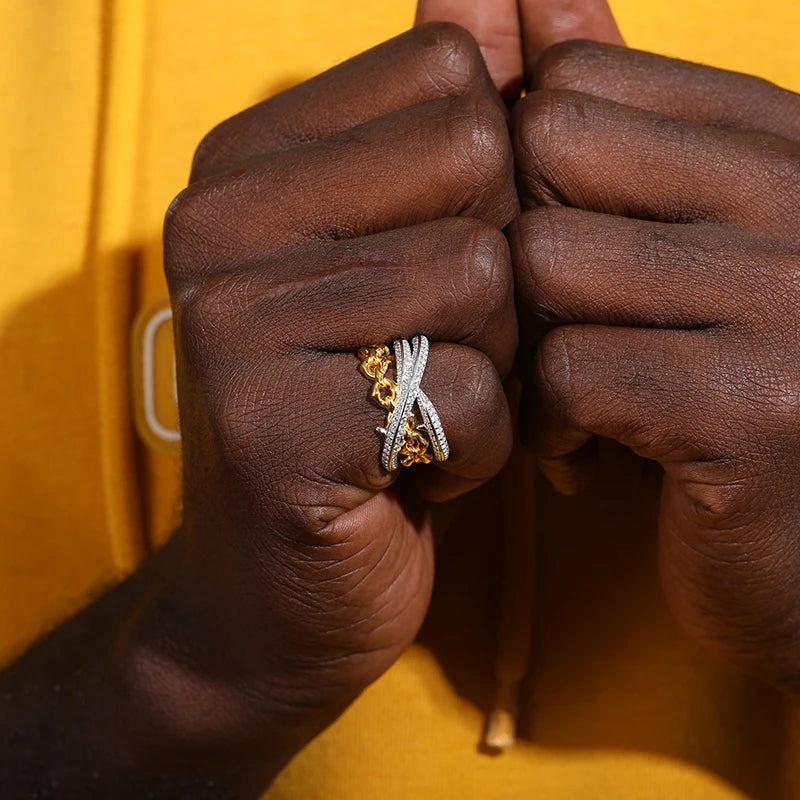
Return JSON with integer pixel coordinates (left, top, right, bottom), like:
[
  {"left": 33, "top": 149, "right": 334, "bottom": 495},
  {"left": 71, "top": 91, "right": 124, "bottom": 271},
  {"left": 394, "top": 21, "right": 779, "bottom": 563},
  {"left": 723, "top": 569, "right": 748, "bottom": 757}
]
[{"left": 357, "top": 345, "right": 433, "bottom": 468}]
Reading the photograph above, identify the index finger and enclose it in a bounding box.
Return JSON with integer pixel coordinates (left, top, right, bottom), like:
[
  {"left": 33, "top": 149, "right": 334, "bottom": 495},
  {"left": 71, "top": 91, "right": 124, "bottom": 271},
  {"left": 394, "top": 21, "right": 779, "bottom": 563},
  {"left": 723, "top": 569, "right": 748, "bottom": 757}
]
[
  {"left": 415, "top": 0, "right": 524, "bottom": 100},
  {"left": 519, "top": 0, "right": 624, "bottom": 78}
]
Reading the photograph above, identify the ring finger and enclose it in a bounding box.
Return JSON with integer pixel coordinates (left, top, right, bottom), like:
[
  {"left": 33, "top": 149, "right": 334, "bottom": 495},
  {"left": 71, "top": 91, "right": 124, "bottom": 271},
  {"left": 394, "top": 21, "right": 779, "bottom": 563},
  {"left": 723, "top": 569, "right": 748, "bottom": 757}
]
[{"left": 212, "top": 340, "right": 511, "bottom": 535}]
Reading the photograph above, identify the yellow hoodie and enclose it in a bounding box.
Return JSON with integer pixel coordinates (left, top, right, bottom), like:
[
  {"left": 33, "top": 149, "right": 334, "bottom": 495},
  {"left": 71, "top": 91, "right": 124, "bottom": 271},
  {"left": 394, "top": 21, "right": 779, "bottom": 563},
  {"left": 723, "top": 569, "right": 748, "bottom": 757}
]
[{"left": 1, "top": 1, "right": 799, "bottom": 797}]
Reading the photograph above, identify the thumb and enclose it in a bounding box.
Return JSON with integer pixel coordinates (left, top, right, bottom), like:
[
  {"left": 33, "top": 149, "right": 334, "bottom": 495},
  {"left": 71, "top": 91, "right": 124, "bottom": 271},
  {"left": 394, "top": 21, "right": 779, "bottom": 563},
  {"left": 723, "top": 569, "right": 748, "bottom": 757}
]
[
  {"left": 519, "top": 0, "right": 624, "bottom": 78},
  {"left": 415, "top": 0, "right": 524, "bottom": 100}
]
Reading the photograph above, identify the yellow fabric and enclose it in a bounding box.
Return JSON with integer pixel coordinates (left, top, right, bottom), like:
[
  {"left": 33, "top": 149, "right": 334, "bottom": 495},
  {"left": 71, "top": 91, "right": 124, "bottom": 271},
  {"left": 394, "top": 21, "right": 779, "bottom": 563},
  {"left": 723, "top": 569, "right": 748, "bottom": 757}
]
[{"left": 1, "top": 0, "right": 799, "bottom": 797}]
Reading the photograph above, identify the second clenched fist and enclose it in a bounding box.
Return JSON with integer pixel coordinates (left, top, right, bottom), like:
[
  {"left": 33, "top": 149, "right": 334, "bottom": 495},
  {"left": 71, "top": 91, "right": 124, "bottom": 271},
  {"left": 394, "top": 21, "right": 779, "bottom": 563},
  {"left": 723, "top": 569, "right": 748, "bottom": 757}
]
[{"left": 511, "top": 41, "right": 800, "bottom": 692}]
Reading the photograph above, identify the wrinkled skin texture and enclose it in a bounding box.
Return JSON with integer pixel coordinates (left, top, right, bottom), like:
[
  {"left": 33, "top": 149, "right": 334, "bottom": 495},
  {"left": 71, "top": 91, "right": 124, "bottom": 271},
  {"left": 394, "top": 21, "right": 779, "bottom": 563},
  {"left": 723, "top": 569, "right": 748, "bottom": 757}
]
[{"left": 510, "top": 41, "right": 800, "bottom": 691}]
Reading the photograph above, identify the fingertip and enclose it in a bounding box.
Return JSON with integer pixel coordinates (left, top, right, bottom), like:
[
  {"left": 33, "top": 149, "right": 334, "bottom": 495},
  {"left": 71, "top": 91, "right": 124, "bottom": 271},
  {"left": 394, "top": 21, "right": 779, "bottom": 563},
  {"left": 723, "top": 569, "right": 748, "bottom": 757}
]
[{"left": 519, "top": 0, "right": 624, "bottom": 78}]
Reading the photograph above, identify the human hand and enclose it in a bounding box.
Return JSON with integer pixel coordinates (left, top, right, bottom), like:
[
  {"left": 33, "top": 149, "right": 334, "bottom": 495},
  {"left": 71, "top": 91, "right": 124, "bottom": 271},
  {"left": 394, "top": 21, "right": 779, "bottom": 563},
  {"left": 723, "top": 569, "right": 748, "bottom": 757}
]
[
  {"left": 415, "top": 0, "right": 623, "bottom": 99},
  {"left": 157, "top": 23, "right": 518, "bottom": 777},
  {"left": 510, "top": 41, "right": 800, "bottom": 690}
]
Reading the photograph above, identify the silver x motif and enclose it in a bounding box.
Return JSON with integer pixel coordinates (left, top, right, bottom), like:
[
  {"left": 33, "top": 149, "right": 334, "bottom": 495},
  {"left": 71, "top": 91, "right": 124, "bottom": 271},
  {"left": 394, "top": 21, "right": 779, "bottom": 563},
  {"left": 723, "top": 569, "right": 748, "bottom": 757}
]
[{"left": 377, "top": 334, "right": 450, "bottom": 471}]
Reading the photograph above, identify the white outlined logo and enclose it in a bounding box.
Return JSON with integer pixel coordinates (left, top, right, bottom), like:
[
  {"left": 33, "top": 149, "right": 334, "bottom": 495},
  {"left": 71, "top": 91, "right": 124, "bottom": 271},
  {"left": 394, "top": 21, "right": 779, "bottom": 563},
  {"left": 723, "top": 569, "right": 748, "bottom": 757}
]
[{"left": 131, "top": 300, "right": 181, "bottom": 454}]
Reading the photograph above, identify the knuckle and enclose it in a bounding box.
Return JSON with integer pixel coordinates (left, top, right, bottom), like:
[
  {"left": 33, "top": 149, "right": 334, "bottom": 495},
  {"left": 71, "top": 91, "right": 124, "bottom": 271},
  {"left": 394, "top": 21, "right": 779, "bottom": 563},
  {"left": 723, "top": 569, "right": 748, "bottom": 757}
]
[
  {"left": 174, "top": 280, "right": 232, "bottom": 376},
  {"left": 163, "top": 185, "right": 195, "bottom": 258},
  {"left": 451, "top": 349, "right": 504, "bottom": 421},
  {"left": 211, "top": 363, "right": 275, "bottom": 477},
  {"left": 445, "top": 91, "right": 513, "bottom": 200},
  {"left": 742, "top": 73, "right": 795, "bottom": 114},
  {"left": 448, "top": 218, "right": 512, "bottom": 317},
  {"left": 512, "top": 90, "right": 573, "bottom": 206},
  {"left": 452, "top": 349, "right": 512, "bottom": 469},
  {"left": 512, "top": 206, "right": 571, "bottom": 321},
  {"left": 749, "top": 372, "right": 800, "bottom": 433},
  {"left": 469, "top": 222, "right": 512, "bottom": 306},
  {"left": 767, "top": 150, "right": 800, "bottom": 209},
  {"left": 191, "top": 116, "right": 243, "bottom": 182},
  {"left": 180, "top": 276, "right": 234, "bottom": 331},
  {"left": 534, "top": 326, "right": 588, "bottom": 413},
  {"left": 412, "top": 22, "right": 485, "bottom": 93},
  {"left": 746, "top": 74, "right": 780, "bottom": 100},
  {"left": 163, "top": 183, "right": 219, "bottom": 283},
  {"left": 533, "top": 39, "right": 602, "bottom": 91},
  {"left": 175, "top": 274, "right": 261, "bottom": 378}
]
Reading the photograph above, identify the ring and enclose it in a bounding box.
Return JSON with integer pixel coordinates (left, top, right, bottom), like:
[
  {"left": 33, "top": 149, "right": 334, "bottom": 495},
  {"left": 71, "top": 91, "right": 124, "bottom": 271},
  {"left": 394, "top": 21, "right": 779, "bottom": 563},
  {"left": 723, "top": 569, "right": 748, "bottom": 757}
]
[{"left": 358, "top": 334, "right": 450, "bottom": 470}]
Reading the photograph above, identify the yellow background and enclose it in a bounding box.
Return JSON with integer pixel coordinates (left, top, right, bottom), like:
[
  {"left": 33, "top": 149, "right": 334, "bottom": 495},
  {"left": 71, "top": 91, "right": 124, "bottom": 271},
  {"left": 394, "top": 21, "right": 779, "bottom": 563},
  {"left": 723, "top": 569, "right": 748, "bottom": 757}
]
[{"left": 1, "top": 1, "right": 799, "bottom": 797}]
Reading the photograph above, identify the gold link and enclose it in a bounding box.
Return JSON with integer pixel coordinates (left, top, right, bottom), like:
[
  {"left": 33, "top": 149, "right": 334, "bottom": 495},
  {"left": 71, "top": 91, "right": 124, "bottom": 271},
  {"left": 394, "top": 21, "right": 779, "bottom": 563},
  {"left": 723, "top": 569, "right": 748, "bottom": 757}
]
[
  {"left": 358, "top": 343, "right": 432, "bottom": 468},
  {"left": 398, "top": 416, "right": 433, "bottom": 466},
  {"left": 372, "top": 380, "right": 398, "bottom": 410}
]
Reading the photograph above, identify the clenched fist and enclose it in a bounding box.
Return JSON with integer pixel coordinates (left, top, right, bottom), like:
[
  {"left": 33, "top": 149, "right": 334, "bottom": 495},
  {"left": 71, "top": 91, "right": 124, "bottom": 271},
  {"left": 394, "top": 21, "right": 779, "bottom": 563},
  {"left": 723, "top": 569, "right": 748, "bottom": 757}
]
[
  {"left": 158, "top": 21, "right": 518, "bottom": 781},
  {"left": 511, "top": 41, "right": 800, "bottom": 691}
]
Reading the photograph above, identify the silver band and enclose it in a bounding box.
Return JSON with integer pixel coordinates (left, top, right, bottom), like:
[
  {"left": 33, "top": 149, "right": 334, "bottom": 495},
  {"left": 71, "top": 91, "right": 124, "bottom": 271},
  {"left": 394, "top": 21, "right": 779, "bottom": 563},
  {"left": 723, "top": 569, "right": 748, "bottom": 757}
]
[
  {"left": 378, "top": 334, "right": 449, "bottom": 471},
  {"left": 416, "top": 388, "right": 450, "bottom": 463}
]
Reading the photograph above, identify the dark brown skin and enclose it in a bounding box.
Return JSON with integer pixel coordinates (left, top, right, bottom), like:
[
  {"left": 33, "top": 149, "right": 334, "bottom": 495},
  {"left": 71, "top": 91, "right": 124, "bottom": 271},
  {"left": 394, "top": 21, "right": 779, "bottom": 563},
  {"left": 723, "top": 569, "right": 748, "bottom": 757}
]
[
  {"left": 510, "top": 41, "right": 800, "bottom": 690},
  {"left": 3, "top": 2, "right": 800, "bottom": 796}
]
